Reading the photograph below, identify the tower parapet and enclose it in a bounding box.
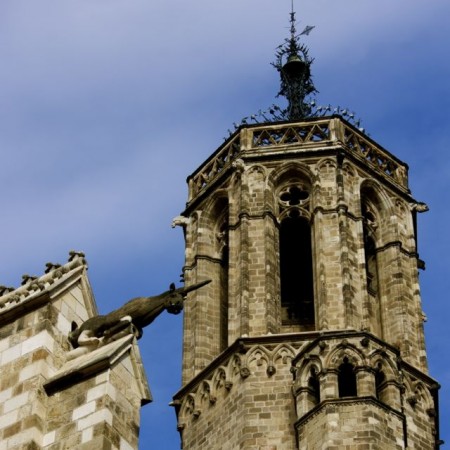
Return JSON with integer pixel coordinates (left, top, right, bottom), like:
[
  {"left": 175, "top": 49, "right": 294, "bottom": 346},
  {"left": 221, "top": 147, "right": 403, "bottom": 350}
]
[{"left": 187, "top": 117, "right": 409, "bottom": 204}]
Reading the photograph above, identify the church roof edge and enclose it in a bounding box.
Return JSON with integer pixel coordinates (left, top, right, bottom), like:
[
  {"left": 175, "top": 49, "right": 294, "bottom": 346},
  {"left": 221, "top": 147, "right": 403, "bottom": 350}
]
[{"left": 0, "top": 251, "right": 88, "bottom": 319}]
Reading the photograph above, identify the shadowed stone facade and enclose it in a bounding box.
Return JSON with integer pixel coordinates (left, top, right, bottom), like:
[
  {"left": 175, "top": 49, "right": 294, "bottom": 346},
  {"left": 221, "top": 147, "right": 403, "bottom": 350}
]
[
  {"left": 173, "top": 117, "right": 440, "bottom": 449},
  {"left": 0, "top": 253, "right": 150, "bottom": 450}
]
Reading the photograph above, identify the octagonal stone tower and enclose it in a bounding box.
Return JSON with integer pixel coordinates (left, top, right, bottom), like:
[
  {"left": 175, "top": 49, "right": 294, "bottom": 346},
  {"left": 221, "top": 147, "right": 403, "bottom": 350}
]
[{"left": 172, "top": 117, "right": 440, "bottom": 449}]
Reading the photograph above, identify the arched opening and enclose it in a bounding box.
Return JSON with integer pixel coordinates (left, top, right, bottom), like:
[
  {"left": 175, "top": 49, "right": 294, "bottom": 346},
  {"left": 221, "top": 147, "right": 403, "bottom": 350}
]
[
  {"left": 375, "top": 368, "right": 386, "bottom": 401},
  {"left": 307, "top": 367, "right": 320, "bottom": 406},
  {"left": 217, "top": 215, "right": 229, "bottom": 352},
  {"left": 361, "top": 193, "right": 381, "bottom": 297},
  {"left": 338, "top": 357, "right": 357, "bottom": 398},
  {"left": 364, "top": 233, "right": 379, "bottom": 296},
  {"left": 279, "top": 212, "right": 314, "bottom": 329},
  {"left": 361, "top": 193, "right": 383, "bottom": 337}
]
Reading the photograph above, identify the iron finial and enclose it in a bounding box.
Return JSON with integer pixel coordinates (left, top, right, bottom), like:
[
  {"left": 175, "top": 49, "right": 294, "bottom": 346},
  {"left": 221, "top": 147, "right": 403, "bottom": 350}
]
[
  {"left": 228, "top": 1, "right": 364, "bottom": 133},
  {"left": 273, "top": 1, "right": 316, "bottom": 120}
]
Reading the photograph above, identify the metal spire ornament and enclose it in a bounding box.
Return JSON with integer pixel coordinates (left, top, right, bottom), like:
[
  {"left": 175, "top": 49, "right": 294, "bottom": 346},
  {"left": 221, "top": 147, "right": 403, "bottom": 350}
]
[
  {"left": 228, "top": 2, "right": 364, "bottom": 136},
  {"left": 273, "top": 2, "right": 316, "bottom": 120}
]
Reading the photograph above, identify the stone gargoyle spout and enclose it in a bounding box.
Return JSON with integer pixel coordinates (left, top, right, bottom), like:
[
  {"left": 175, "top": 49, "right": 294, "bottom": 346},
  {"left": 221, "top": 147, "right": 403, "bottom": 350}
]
[{"left": 69, "top": 279, "right": 211, "bottom": 348}]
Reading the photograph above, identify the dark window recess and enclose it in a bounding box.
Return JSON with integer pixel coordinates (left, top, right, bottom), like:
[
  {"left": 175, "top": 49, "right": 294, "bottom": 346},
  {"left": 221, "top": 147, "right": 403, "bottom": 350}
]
[
  {"left": 219, "top": 229, "right": 229, "bottom": 352},
  {"left": 308, "top": 368, "right": 320, "bottom": 404},
  {"left": 364, "top": 233, "right": 378, "bottom": 296},
  {"left": 362, "top": 201, "right": 379, "bottom": 296},
  {"left": 338, "top": 357, "right": 357, "bottom": 398},
  {"left": 375, "top": 369, "right": 385, "bottom": 400},
  {"left": 280, "top": 215, "right": 314, "bottom": 327}
]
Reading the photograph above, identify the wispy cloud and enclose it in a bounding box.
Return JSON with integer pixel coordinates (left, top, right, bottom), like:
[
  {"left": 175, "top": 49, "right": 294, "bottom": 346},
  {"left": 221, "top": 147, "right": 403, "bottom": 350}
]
[{"left": 1, "top": 1, "right": 449, "bottom": 447}]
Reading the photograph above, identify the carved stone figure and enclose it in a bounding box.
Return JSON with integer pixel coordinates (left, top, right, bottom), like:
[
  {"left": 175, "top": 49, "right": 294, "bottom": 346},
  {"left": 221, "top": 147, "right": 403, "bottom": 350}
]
[
  {"left": 69, "top": 280, "right": 210, "bottom": 349},
  {"left": 411, "top": 202, "right": 429, "bottom": 213},
  {"left": 172, "top": 215, "right": 190, "bottom": 228}
]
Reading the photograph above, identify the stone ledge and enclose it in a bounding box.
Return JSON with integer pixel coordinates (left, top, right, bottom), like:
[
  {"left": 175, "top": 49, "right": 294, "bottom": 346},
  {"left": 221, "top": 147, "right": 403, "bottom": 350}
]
[
  {"left": 0, "top": 257, "right": 87, "bottom": 326},
  {"left": 43, "top": 334, "right": 149, "bottom": 399},
  {"left": 295, "top": 396, "right": 404, "bottom": 430}
]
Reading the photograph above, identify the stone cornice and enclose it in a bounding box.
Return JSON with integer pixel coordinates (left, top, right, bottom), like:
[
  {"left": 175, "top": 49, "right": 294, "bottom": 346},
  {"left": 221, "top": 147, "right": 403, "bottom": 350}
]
[
  {"left": 291, "top": 329, "right": 401, "bottom": 366},
  {"left": 295, "top": 396, "right": 404, "bottom": 430},
  {"left": 44, "top": 333, "right": 151, "bottom": 405},
  {"left": 183, "top": 116, "right": 413, "bottom": 213},
  {"left": 0, "top": 252, "right": 88, "bottom": 326},
  {"left": 400, "top": 359, "right": 440, "bottom": 388},
  {"left": 174, "top": 330, "right": 384, "bottom": 402},
  {"left": 173, "top": 333, "right": 317, "bottom": 402},
  {"left": 230, "top": 211, "right": 279, "bottom": 229}
]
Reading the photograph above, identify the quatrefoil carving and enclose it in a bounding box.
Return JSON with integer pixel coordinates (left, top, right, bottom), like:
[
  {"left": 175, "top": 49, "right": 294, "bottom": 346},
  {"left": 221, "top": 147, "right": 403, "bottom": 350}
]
[{"left": 279, "top": 185, "right": 309, "bottom": 206}]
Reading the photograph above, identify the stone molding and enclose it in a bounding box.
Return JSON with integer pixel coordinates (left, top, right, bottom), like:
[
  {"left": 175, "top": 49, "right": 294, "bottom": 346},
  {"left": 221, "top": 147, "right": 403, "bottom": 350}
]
[
  {"left": 173, "top": 334, "right": 309, "bottom": 425},
  {"left": 294, "top": 396, "right": 404, "bottom": 430},
  {"left": 44, "top": 333, "right": 151, "bottom": 404},
  {"left": 177, "top": 329, "right": 436, "bottom": 438},
  {"left": 174, "top": 329, "right": 440, "bottom": 434},
  {"left": 184, "top": 117, "right": 410, "bottom": 213},
  {"left": 0, "top": 252, "right": 89, "bottom": 325}
]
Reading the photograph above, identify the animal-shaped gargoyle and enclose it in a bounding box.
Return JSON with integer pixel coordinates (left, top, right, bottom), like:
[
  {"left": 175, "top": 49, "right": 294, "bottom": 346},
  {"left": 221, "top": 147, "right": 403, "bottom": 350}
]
[{"left": 68, "top": 279, "right": 211, "bottom": 349}]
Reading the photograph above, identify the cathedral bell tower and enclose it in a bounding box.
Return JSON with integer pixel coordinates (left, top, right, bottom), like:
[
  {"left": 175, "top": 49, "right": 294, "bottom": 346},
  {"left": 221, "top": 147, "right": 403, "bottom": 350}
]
[{"left": 172, "top": 8, "right": 440, "bottom": 450}]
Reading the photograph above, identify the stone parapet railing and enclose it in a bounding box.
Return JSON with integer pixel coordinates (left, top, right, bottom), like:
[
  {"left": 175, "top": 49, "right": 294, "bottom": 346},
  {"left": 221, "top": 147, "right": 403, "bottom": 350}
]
[
  {"left": 187, "top": 117, "right": 409, "bottom": 202},
  {"left": 0, "top": 251, "right": 87, "bottom": 316}
]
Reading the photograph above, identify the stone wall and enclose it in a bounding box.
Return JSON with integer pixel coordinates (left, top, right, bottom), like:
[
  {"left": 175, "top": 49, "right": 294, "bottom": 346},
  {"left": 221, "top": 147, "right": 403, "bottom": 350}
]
[
  {"left": 175, "top": 336, "right": 303, "bottom": 450},
  {"left": 176, "top": 118, "right": 439, "bottom": 450},
  {"left": 291, "top": 332, "right": 438, "bottom": 450},
  {"left": 181, "top": 119, "right": 429, "bottom": 377},
  {"left": 0, "top": 254, "right": 150, "bottom": 450},
  {"left": 296, "top": 399, "right": 404, "bottom": 450},
  {"left": 175, "top": 331, "right": 439, "bottom": 450}
]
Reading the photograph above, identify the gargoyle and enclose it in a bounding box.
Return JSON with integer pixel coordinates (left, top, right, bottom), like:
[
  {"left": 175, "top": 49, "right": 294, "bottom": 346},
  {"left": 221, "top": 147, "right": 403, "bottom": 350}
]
[
  {"left": 171, "top": 215, "right": 190, "bottom": 228},
  {"left": 69, "top": 279, "right": 211, "bottom": 348}
]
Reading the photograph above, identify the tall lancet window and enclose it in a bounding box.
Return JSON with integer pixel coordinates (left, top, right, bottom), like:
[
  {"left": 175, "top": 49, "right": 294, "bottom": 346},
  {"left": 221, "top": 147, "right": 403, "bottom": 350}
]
[
  {"left": 361, "top": 189, "right": 383, "bottom": 337},
  {"left": 362, "top": 201, "right": 379, "bottom": 297},
  {"left": 216, "top": 208, "right": 229, "bottom": 352},
  {"left": 338, "top": 357, "right": 357, "bottom": 398},
  {"left": 278, "top": 183, "right": 315, "bottom": 329}
]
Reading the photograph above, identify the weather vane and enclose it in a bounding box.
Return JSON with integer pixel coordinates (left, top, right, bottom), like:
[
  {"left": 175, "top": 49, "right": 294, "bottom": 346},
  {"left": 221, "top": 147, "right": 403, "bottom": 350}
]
[
  {"left": 274, "top": 0, "right": 316, "bottom": 120},
  {"left": 228, "top": 1, "right": 364, "bottom": 136},
  {"left": 291, "top": 0, "right": 295, "bottom": 37}
]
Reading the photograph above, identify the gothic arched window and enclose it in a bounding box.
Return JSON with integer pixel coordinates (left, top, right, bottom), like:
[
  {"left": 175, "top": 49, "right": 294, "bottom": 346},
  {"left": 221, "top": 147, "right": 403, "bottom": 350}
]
[
  {"left": 278, "top": 182, "right": 314, "bottom": 329},
  {"left": 338, "top": 357, "right": 357, "bottom": 398},
  {"left": 364, "top": 234, "right": 378, "bottom": 295},
  {"left": 362, "top": 200, "right": 379, "bottom": 296},
  {"left": 375, "top": 369, "right": 386, "bottom": 400},
  {"left": 308, "top": 367, "right": 320, "bottom": 405},
  {"left": 360, "top": 190, "right": 384, "bottom": 337},
  {"left": 216, "top": 209, "right": 229, "bottom": 352}
]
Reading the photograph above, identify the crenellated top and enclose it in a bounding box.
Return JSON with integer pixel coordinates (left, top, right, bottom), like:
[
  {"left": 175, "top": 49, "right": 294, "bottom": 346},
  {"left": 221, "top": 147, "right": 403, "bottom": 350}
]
[
  {"left": 187, "top": 116, "right": 409, "bottom": 204},
  {"left": 0, "top": 250, "right": 87, "bottom": 318}
]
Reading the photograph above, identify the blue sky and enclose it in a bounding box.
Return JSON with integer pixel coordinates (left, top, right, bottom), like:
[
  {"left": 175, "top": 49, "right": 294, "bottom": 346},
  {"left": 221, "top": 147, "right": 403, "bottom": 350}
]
[{"left": 1, "top": 1, "right": 449, "bottom": 447}]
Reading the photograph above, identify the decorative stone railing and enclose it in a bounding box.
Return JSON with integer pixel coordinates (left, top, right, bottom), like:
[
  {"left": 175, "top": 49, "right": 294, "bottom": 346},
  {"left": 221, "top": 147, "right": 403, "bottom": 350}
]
[
  {"left": 173, "top": 335, "right": 307, "bottom": 428},
  {"left": 0, "top": 251, "right": 86, "bottom": 314},
  {"left": 187, "top": 117, "right": 409, "bottom": 202},
  {"left": 188, "top": 133, "right": 242, "bottom": 202},
  {"left": 340, "top": 122, "right": 408, "bottom": 188}
]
